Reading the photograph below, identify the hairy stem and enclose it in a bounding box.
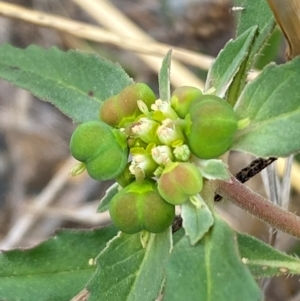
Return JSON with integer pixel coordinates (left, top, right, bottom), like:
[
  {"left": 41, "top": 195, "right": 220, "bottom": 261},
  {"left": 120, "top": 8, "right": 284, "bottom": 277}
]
[{"left": 216, "top": 176, "right": 300, "bottom": 240}]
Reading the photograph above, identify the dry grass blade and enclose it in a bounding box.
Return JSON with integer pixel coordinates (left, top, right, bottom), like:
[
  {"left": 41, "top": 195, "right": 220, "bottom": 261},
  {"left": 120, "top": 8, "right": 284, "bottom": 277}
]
[
  {"left": 277, "top": 158, "right": 300, "bottom": 194},
  {"left": 0, "top": 1, "right": 260, "bottom": 82},
  {"left": 0, "top": 1, "right": 212, "bottom": 69},
  {"left": 0, "top": 157, "right": 77, "bottom": 249},
  {"left": 70, "top": 0, "right": 204, "bottom": 88},
  {"left": 24, "top": 202, "right": 110, "bottom": 226},
  {"left": 70, "top": 289, "right": 89, "bottom": 301},
  {"left": 267, "top": 0, "right": 300, "bottom": 59},
  {"left": 0, "top": 1, "right": 204, "bottom": 88}
]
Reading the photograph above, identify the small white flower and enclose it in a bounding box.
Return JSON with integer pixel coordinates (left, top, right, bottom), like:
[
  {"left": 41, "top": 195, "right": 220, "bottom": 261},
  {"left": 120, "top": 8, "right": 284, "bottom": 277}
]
[
  {"left": 157, "top": 119, "right": 184, "bottom": 146},
  {"left": 151, "top": 99, "right": 179, "bottom": 120},
  {"left": 151, "top": 145, "right": 174, "bottom": 165},
  {"left": 129, "top": 152, "right": 158, "bottom": 178},
  {"left": 131, "top": 118, "right": 160, "bottom": 144}
]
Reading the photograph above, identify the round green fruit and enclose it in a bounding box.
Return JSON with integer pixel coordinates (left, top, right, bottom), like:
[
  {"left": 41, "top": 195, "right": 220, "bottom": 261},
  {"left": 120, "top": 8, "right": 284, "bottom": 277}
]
[
  {"left": 170, "top": 86, "right": 203, "bottom": 118},
  {"left": 186, "top": 96, "right": 238, "bottom": 159},
  {"left": 70, "top": 120, "right": 128, "bottom": 181},
  {"left": 109, "top": 180, "right": 175, "bottom": 234},
  {"left": 99, "top": 83, "right": 156, "bottom": 128},
  {"left": 157, "top": 162, "right": 203, "bottom": 205}
]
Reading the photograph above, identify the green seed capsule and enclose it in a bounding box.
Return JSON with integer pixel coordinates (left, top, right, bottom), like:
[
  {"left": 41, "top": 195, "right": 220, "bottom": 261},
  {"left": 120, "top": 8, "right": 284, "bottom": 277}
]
[
  {"left": 109, "top": 180, "right": 175, "bottom": 234},
  {"left": 70, "top": 120, "right": 128, "bottom": 181},
  {"left": 157, "top": 162, "right": 203, "bottom": 205},
  {"left": 186, "top": 96, "right": 238, "bottom": 159},
  {"left": 99, "top": 83, "right": 156, "bottom": 128},
  {"left": 170, "top": 86, "right": 203, "bottom": 118}
]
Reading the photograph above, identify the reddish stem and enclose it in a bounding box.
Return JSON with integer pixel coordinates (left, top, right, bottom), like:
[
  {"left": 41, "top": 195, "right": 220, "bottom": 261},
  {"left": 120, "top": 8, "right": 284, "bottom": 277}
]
[{"left": 216, "top": 176, "right": 300, "bottom": 240}]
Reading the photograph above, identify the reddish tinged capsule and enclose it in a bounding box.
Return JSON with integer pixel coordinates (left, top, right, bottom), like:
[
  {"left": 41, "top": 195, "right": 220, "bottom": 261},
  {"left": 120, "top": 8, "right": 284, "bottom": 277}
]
[
  {"left": 109, "top": 180, "right": 175, "bottom": 234},
  {"left": 99, "top": 83, "right": 156, "bottom": 128},
  {"left": 170, "top": 86, "right": 203, "bottom": 118},
  {"left": 157, "top": 162, "right": 203, "bottom": 205}
]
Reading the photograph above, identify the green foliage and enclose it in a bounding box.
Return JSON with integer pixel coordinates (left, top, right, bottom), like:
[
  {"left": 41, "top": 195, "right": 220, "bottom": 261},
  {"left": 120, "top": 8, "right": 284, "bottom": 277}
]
[
  {"left": 0, "top": 44, "right": 133, "bottom": 123},
  {"left": 196, "top": 159, "right": 230, "bottom": 181},
  {"left": 254, "top": 29, "right": 283, "bottom": 70},
  {"left": 233, "top": 56, "right": 300, "bottom": 157},
  {"left": 87, "top": 230, "right": 171, "bottom": 301},
  {"left": 235, "top": 0, "right": 275, "bottom": 56},
  {"left": 97, "top": 182, "right": 120, "bottom": 213},
  {"left": 0, "top": 227, "right": 117, "bottom": 301},
  {"left": 181, "top": 197, "right": 214, "bottom": 245},
  {"left": 237, "top": 233, "right": 300, "bottom": 278},
  {"left": 227, "top": 0, "right": 275, "bottom": 105},
  {"left": 205, "top": 26, "right": 257, "bottom": 99},
  {"left": 163, "top": 218, "right": 262, "bottom": 301},
  {"left": 158, "top": 49, "right": 172, "bottom": 102}
]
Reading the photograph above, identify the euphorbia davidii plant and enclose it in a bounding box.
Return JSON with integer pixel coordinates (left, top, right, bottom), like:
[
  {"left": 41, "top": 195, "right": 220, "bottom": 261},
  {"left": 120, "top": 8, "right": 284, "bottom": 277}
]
[{"left": 1, "top": 1, "right": 300, "bottom": 301}]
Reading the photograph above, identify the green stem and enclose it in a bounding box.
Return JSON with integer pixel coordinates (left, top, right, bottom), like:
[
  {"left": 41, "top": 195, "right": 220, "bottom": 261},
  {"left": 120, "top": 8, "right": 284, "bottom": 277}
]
[{"left": 216, "top": 176, "right": 300, "bottom": 240}]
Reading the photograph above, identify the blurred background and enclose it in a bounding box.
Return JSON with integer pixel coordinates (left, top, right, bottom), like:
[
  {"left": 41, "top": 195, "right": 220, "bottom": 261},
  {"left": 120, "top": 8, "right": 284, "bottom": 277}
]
[{"left": 0, "top": 0, "right": 299, "bottom": 300}]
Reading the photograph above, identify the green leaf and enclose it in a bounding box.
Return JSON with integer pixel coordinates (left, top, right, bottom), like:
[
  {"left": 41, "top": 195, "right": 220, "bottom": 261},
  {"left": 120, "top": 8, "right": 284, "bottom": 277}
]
[
  {"left": 237, "top": 233, "right": 300, "bottom": 278},
  {"left": 163, "top": 218, "right": 262, "bottom": 301},
  {"left": 197, "top": 159, "right": 230, "bottom": 181},
  {"left": 173, "top": 227, "right": 185, "bottom": 246},
  {"left": 0, "top": 44, "right": 133, "bottom": 123},
  {"left": 87, "top": 229, "right": 172, "bottom": 301},
  {"left": 235, "top": 0, "right": 275, "bottom": 56},
  {"left": 181, "top": 197, "right": 214, "bottom": 245},
  {"left": 159, "top": 49, "right": 172, "bottom": 102},
  {"left": 97, "top": 182, "right": 120, "bottom": 213},
  {"left": 233, "top": 56, "right": 300, "bottom": 157},
  {"left": 0, "top": 226, "right": 117, "bottom": 301},
  {"left": 227, "top": 0, "right": 275, "bottom": 105},
  {"left": 205, "top": 26, "right": 257, "bottom": 98},
  {"left": 254, "top": 29, "right": 282, "bottom": 70}
]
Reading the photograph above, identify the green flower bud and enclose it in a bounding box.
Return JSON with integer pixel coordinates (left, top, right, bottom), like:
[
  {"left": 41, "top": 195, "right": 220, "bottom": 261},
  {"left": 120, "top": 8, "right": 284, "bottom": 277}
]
[
  {"left": 186, "top": 96, "right": 238, "bottom": 159},
  {"left": 131, "top": 117, "right": 161, "bottom": 145},
  {"left": 70, "top": 120, "right": 128, "bottom": 181},
  {"left": 69, "top": 162, "right": 86, "bottom": 177},
  {"left": 109, "top": 180, "right": 175, "bottom": 234},
  {"left": 173, "top": 144, "right": 191, "bottom": 161},
  {"left": 170, "top": 86, "right": 203, "bottom": 118},
  {"left": 99, "top": 83, "right": 156, "bottom": 128},
  {"left": 157, "top": 162, "right": 203, "bottom": 205}
]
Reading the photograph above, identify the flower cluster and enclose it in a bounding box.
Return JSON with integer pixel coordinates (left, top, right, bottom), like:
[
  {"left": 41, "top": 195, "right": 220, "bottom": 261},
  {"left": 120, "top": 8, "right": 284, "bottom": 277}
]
[{"left": 69, "top": 83, "right": 239, "bottom": 234}]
